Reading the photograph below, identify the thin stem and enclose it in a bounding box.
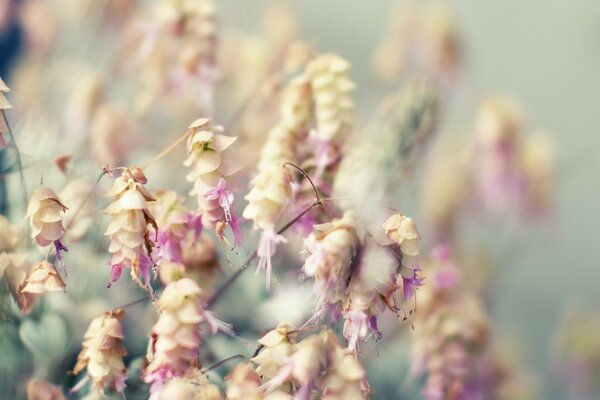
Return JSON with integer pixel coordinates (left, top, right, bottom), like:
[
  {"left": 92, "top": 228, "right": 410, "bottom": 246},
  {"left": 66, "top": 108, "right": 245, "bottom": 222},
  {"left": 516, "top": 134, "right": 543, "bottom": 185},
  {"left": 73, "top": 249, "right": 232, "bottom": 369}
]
[
  {"left": 141, "top": 128, "right": 192, "bottom": 170},
  {"left": 207, "top": 199, "right": 324, "bottom": 308},
  {"left": 201, "top": 354, "right": 246, "bottom": 373},
  {"left": 284, "top": 161, "right": 321, "bottom": 203},
  {"left": 65, "top": 171, "right": 106, "bottom": 231},
  {"left": 117, "top": 295, "right": 153, "bottom": 310},
  {"left": 3, "top": 110, "right": 27, "bottom": 206}
]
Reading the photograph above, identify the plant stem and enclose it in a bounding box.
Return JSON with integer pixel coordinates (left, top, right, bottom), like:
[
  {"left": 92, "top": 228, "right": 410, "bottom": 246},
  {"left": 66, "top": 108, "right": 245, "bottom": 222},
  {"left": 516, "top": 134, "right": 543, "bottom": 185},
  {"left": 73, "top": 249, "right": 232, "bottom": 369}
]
[
  {"left": 207, "top": 199, "right": 323, "bottom": 308},
  {"left": 141, "top": 128, "right": 192, "bottom": 170}
]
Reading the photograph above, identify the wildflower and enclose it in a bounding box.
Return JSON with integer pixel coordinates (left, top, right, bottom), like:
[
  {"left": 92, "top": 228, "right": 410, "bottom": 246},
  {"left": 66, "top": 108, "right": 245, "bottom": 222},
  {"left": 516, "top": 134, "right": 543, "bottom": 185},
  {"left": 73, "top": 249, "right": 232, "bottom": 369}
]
[
  {"left": 184, "top": 118, "right": 242, "bottom": 245},
  {"left": 0, "top": 76, "right": 12, "bottom": 148},
  {"left": 0, "top": 215, "right": 21, "bottom": 252},
  {"left": 301, "top": 210, "right": 359, "bottom": 321},
  {"left": 72, "top": 309, "right": 127, "bottom": 395},
  {"left": 243, "top": 165, "right": 293, "bottom": 289},
  {"left": 26, "top": 379, "right": 66, "bottom": 400},
  {"left": 0, "top": 252, "right": 36, "bottom": 314},
  {"left": 252, "top": 322, "right": 297, "bottom": 389},
  {"left": 144, "top": 278, "right": 232, "bottom": 396},
  {"left": 225, "top": 362, "right": 264, "bottom": 400},
  {"left": 20, "top": 261, "right": 66, "bottom": 294},
  {"left": 150, "top": 190, "right": 190, "bottom": 264},
  {"left": 382, "top": 212, "right": 423, "bottom": 302},
  {"left": 321, "top": 346, "right": 371, "bottom": 399},
  {"left": 155, "top": 369, "right": 223, "bottom": 400},
  {"left": 104, "top": 166, "right": 158, "bottom": 292},
  {"left": 257, "top": 74, "right": 313, "bottom": 172},
  {"left": 26, "top": 187, "right": 69, "bottom": 271}
]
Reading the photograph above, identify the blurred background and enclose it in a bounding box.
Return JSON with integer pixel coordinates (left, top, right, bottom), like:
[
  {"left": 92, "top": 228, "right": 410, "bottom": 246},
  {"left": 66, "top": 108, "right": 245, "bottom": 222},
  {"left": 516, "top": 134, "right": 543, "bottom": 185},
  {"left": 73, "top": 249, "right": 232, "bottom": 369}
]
[{"left": 0, "top": 0, "right": 599, "bottom": 399}]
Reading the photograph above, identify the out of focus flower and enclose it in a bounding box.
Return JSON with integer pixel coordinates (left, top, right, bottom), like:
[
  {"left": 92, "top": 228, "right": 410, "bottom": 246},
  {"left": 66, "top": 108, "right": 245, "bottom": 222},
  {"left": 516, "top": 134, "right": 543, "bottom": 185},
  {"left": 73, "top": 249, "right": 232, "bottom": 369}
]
[
  {"left": 89, "top": 104, "right": 135, "bottom": 167},
  {"left": 252, "top": 322, "right": 297, "bottom": 389},
  {"left": 72, "top": 309, "right": 127, "bottom": 395},
  {"left": 0, "top": 215, "right": 21, "bottom": 252},
  {"left": 60, "top": 178, "right": 95, "bottom": 243},
  {"left": 64, "top": 73, "right": 104, "bottom": 142},
  {"left": 104, "top": 166, "right": 157, "bottom": 292},
  {"left": 150, "top": 189, "right": 190, "bottom": 265},
  {"left": 226, "top": 362, "right": 264, "bottom": 400},
  {"left": 20, "top": 260, "right": 66, "bottom": 294},
  {"left": 156, "top": 369, "right": 223, "bottom": 400},
  {"left": 26, "top": 378, "right": 66, "bottom": 400},
  {"left": 243, "top": 165, "right": 293, "bottom": 290},
  {"left": 144, "top": 278, "right": 231, "bottom": 398},
  {"left": 184, "top": 118, "right": 242, "bottom": 244},
  {"left": 0, "top": 76, "right": 12, "bottom": 148},
  {"left": 0, "top": 252, "right": 35, "bottom": 314},
  {"left": 181, "top": 235, "right": 221, "bottom": 291},
  {"left": 371, "top": 4, "right": 460, "bottom": 83},
  {"left": 258, "top": 74, "right": 313, "bottom": 172},
  {"left": 258, "top": 328, "right": 370, "bottom": 400},
  {"left": 305, "top": 53, "right": 354, "bottom": 181}
]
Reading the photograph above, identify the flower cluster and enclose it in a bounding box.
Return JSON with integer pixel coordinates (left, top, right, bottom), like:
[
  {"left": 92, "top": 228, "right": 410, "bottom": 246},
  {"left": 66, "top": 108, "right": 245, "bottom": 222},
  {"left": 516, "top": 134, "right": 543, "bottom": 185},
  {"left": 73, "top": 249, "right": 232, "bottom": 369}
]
[
  {"left": 104, "top": 166, "right": 158, "bottom": 292},
  {"left": 243, "top": 165, "right": 293, "bottom": 290},
  {"left": 26, "top": 187, "right": 69, "bottom": 270},
  {"left": 144, "top": 278, "right": 231, "bottom": 398},
  {"left": 255, "top": 326, "right": 371, "bottom": 399},
  {"left": 72, "top": 308, "right": 128, "bottom": 395},
  {"left": 20, "top": 260, "right": 66, "bottom": 294},
  {"left": 185, "top": 118, "right": 242, "bottom": 245}
]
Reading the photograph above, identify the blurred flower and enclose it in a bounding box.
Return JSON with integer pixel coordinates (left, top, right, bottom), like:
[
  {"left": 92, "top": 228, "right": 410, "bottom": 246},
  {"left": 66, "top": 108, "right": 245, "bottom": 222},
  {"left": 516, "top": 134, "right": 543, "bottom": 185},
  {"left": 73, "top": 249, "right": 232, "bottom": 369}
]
[
  {"left": 72, "top": 308, "right": 128, "bottom": 395},
  {"left": 59, "top": 178, "right": 95, "bottom": 243},
  {"left": 252, "top": 322, "right": 297, "bottom": 390},
  {"left": 0, "top": 76, "right": 12, "bottom": 148},
  {"left": 243, "top": 165, "right": 293, "bottom": 289},
  {"left": 26, "top": 378, "right": 65, "bottom": 400},
  {"left": 89, "top": 104, "right": 135, "bottom": 167},
  {"left": 20, "top": 260, "right": 66, "bottom": 294}
]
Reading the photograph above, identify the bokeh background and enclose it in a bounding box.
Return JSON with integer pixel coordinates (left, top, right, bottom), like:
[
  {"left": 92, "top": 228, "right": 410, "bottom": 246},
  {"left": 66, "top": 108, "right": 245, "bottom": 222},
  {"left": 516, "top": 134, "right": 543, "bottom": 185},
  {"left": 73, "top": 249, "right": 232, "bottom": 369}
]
[{"left": 1, "top": 0, "right": 599, "bottom": 399}]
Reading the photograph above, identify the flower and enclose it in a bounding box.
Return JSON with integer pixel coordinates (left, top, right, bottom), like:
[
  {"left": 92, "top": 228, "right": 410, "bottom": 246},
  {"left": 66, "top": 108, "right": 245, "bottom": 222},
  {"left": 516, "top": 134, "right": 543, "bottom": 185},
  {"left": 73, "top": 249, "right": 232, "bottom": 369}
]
[
  {"left": 59, "top": 178, "right": 95, "bottom": 242},
  {"left": 184, "top": 118, "right": 242, "bottom": 244},
  {"left": 20, "top": 261, "right": 66, "bottom": 294},
  {"left": 150, "top": 189, "right": 190, "bottom": 264},
  {"left": 243, "top": 165, "right": 293, "bottom": 289},
  {"left": 27, "top": 187, "right": 68, "bottom": 247},
  {"left": 225, "top": 362, "right": 263, "bottom": 400},
  {"left": 72, "top": 309, "right": 127, "bottom": 395},
  {"left": 301, "top": 210, "right": 359, "bottom": 321},
  {"left": 0, "top": 252, "right": 36, "bottom": 314},
  {"left": 104, "top": 166, "right": 158, "bottom": 292},
  {"left": 26, "top": 379, "right": 65, "bottom": 400},
  {"left": 252, "top": 322, "right": 297, "bottom": 389},
  {"left": 144, "top": 278, "right": 232, "bottom": 397}
]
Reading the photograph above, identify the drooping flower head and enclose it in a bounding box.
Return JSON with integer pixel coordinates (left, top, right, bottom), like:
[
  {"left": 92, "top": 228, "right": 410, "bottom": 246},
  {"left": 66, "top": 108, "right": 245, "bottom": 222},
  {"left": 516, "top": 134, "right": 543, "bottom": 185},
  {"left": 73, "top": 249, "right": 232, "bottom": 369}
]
[
  {"left": 104, "top": 166, "right": 158, "bottom": 292},
  {"left": 243, "top": 165, "right": 293, "bottom": 290},
  {"left": 301, "top": 210, "right": 359, "bottom": 321},
  {"left": 20, "top": 260, "right": 66, "bottom": 294},
  {"left": 144, "top": 278, "right": 232, "bottom": 397},
  {"left": 72, "top": 308, "right": 127, "bottom": 396},
  {"left": 184, "top": 118, "right": 242, "bottom": 245},
  {"left": 26, "top": 187, "right": 69, "bottom": 272}
]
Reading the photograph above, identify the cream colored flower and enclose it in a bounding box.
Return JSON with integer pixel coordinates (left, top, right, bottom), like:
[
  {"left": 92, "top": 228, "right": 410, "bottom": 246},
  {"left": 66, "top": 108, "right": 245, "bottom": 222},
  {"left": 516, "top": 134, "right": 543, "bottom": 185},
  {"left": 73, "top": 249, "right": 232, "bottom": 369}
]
[
  {"left": 145, "top": 278, "right": 231, "bottom": 394},
  {"left": 157, "top": 370, "right": 223, "bottom": 400},
  {"left": 184, "top": 118, "right": 241, "bottom": 230},
  {"left": 20, "top": 261, "right": 66, "bottom": 294},
  {"left": 104, "top": 166, "right": 157, "bottom": 290},
  {"left": 72, "top": 309, "right": 127, "bottom": 395},
  {"left": 258, "top": 74, "right": 313, "bottom": 172},
  {"left": 302, "top": 210, "right": 360, "bottom": 315},
  {"left": 321, "top": 347, "right": 370, "bottom": 400},
  {"left": 89, "top": 104, "right": 135, "bottom": 167},
  {"left": 27, "top": 187, "right": 68, "bottom": 247},
  {"left": 225, "top": 362, "right": 263, "bottom": 400},
  {"left": 252, "top": 322, "right": 297, "bottom": 386},
  {"left": 243, "top": 165, "right": 293, "bottom": 289},
  {"left": 0, "top": 215, "right": 21, "bottom": 252},
  {"left": 0, "top": 252, "right": 35, "bottom": 314},
  {"left": 26, "top": 378, "right": 66, "bottom": 400},
  {"left": 306, "top": 53, "right": 354, "bottom": 142}
]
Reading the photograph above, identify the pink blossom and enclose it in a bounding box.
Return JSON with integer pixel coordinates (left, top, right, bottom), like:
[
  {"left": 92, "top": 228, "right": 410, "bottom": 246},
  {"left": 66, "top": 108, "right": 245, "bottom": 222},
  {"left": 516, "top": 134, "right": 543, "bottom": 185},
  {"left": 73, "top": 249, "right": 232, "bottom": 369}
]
[{"left": 256, "top": 228, "right": 288, "bottom": 291}]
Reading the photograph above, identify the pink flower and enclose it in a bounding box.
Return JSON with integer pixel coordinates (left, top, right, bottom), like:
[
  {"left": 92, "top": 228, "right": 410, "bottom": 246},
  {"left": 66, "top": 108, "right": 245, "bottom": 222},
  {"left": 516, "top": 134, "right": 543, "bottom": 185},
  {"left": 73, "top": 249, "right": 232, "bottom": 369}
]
[
  {"left": 256, "top": 228, "right": 288, "bottom": 291},
  {"left": 205, "top": 178, "right": 234, "bottom": 222}
]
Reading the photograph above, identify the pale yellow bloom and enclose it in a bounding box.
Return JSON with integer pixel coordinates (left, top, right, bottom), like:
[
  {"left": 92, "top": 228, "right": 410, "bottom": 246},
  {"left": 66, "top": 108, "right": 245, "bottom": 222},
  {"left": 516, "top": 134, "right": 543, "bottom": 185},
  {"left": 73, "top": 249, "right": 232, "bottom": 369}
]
[
  {"left": 73, "top": 309, "right": 127, "bottom": 394},
  {"left": 243, "top": 166, "right": 293, "bottom": 231},
  {"left": 26, "top": 187, "right": 68, "bottom": 247},
  {"left": 20, "top": 261, "right": 66, "bottom": 294}
]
